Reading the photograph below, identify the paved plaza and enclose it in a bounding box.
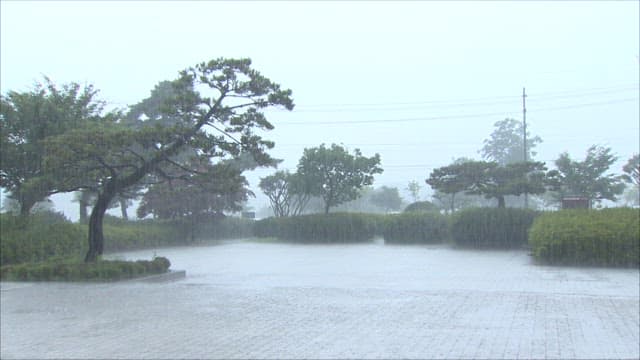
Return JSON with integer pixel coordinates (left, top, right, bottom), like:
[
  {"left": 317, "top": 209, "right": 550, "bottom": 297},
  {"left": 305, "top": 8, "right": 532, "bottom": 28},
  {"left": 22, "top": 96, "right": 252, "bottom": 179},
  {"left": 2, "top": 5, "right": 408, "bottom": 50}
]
[{"left": 1, "top": 240, "right": 639, "bottom": 359}]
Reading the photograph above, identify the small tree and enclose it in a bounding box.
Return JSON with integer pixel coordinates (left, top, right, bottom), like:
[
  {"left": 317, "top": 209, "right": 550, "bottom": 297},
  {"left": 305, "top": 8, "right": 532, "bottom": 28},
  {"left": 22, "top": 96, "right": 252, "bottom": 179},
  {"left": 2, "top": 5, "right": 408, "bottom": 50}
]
[
  {"left": 427, "top": 160, "right": 547, "bottom": 208},
  {"left": 406, "top": 180, "right": 422, "bottom": 202},
  {"left": 547, "top": 145, "right": 625, "bottom": 207},
  {"left": 481, "top": 118, "right": 542, "bottom": 165},
  {"left": 297, "top": 143, "right": 382, "bottom": 214},
  {"left": 259, "top": 170, "right": 311, "bottom": 217}
]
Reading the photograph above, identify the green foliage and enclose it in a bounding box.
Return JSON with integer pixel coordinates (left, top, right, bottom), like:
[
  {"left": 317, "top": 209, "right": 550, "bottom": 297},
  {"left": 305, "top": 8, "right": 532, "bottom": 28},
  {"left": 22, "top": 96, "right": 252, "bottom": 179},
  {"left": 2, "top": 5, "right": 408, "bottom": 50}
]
[
  {"left": 1, "top": 213, "right": 222, "bottom": 265},
  {"left": 0, "top": 256, "right": 171, "bottom": 282},
  {"left": 622, "top": 153, "right": 639, "bottom": 187},
  {"left": 451, "top": 207, "right": 539, "bottom": 248},
  {"left": 404, "top": 201, "right": 438, "bottom": 213},
  {"left": 0, "top": 78, "right": 105, "bottom": 215},
  {"left": 253, "top": 213, "right": 378, "bottom": 243},
  {"left": 481, "top": 118, "right": 542, "bottom": 165},
  {"left": 529, "top": 208, "right": 639, "bottom": 267},
  {"left": 101, "top": 221, "right": 184, "bottom": 252},
  {"left": 547, "top": 145, "right": 626, "bottom": 206},
  {"left": 297, "top": 143, "right": 383, "bottom": 214},
  {"left": 0, "top": 213, "right": 86, "bottom": 265},
  {"left": 137, "top": 157, "right": 251, "bottom": 220},
  {"left": 369, "top": 186, "right": 403, "bottom": 213},
  {"left": 39, "top": 58, "right": 294, "bottom": 262},
  {"left": 259, "top": 170, "right": 311, "bottom": 217},
  {"left": 383, "top": 212, "right": 450, "bottom": 244},
  {"left": 427, "top": 160, "right": 547, "bottom": 208},
  {"left": 406, "top": 180, "right": 422, "bottom": 202},
  {"left": 193, "top": 217, "right": 255, "bottom": 240}
]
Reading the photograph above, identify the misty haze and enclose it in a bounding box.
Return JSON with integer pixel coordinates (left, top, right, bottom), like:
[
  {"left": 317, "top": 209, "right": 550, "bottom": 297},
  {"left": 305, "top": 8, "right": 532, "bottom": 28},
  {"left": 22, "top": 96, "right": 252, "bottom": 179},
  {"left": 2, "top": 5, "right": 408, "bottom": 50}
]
[{"left": 1, "top": 2, "right": 639, "bottom": 360}]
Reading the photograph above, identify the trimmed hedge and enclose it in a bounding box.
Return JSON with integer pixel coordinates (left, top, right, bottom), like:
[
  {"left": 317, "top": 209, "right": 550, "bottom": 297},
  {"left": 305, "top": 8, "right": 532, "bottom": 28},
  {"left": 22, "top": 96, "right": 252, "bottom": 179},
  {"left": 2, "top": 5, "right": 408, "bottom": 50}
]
[
  {"left": 253, "top": 213, "right": 378, "bottom": 243},
  {"left": 0, "top": 256, "right": 171, "bottom": 281},
  {"left": 451, "top": 207, "right": 539, "bottom": 248},
  {"left": 0, "top": 213, "right": 86, "bottom": 266},
  {"left": 383, "top": 212, "right": 450, "bottom": 244},
  {"left": 529, "top": 208, "right": 639, "bottom": 267},
  {"left": 193, "top": 217, "right": 255, "bottom": 240},
  {"left": 404, "top": 201, "right": 438, "bottom": 213}
]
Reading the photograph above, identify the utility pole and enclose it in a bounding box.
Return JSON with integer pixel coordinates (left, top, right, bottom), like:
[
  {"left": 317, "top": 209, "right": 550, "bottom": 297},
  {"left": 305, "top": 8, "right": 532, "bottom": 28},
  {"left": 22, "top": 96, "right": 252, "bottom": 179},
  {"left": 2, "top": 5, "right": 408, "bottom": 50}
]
[{"left": 523, "top": 87, "right": 528, "bottom": 209}]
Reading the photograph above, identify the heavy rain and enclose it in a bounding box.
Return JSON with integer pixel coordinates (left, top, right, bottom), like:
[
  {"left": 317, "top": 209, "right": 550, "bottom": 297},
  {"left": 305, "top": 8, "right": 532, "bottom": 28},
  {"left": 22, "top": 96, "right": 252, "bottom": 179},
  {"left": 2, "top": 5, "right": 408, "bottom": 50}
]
[{"left": 1, "top": 2, "right": 639, "bottom": 359}]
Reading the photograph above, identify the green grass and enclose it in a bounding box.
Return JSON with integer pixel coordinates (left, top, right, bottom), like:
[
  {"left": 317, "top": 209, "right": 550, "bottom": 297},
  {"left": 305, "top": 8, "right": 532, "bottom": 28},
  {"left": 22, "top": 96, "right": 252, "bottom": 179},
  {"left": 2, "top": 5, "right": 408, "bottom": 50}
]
[{"left": 0, "top": 256, "right": 171, "bottom": 282}]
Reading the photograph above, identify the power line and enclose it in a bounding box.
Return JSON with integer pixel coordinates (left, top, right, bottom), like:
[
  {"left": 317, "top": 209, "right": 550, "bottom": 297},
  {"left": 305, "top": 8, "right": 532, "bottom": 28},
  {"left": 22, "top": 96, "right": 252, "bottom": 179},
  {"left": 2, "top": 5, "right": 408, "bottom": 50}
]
[
  {"left": 274, "top": 96, "right": 638, "bottom": 125},
  {"left": 274, "top": 83, "right": 638, "bottom": 111}
]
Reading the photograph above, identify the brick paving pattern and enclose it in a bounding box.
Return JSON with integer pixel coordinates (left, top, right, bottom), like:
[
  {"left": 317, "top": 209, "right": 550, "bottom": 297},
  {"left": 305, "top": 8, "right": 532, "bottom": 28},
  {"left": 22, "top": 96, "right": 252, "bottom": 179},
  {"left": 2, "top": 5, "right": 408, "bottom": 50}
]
[{"left": 2, "top": 241, "right": 638, "bottom": 359}]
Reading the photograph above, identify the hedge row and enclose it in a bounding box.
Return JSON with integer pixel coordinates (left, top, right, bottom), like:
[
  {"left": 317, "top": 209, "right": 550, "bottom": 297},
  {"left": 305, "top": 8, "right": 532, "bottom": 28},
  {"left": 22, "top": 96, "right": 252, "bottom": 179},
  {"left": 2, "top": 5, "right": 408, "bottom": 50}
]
[
  {"left": 253, "top": 213, "right": 379, "bottom": 243},
  {"left": 1, "top": 211, "right": 261, "bottom": 265},
  {"left": 383, "top": 212, "right": 450, "bottom": 244},
  {"left": 0, "top": 213, "right": 86, "bottom": 265},
  {"left": 451, "top": 208, "right": 539, "bottom": 248},
  {"left": 0, "top": 256, "right": 171, "bottom": 281},
  {"left": 529, "top": 208, "right": 639, "bottom": 267},
  {"left": 193, "top": 217, "right": 255, "bottom": 240}
]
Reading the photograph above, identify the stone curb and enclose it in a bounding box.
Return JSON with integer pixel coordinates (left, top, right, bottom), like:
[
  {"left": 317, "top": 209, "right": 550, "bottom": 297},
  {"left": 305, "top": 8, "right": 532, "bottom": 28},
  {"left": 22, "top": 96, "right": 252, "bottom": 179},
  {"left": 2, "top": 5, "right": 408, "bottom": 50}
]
[{"left": 130, "top": 270, "right": 186, "bottom": 283}]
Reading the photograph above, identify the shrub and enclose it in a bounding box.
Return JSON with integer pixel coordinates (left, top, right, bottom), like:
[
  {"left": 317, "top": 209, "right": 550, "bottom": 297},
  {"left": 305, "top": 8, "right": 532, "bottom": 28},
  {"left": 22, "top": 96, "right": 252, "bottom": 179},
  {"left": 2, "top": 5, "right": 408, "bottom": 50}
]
[
  {"left": 451, "top": 207, "right": 539, "bottom": 248},
  {"left": 404, "top": 201, "right": 438, "bottom": 213},
  {"left": 529, "top": 208, "right": 639, "bottom": 267},
  {"left": 0, "top": 256, "right": 171, "bottom": 282},
  {"left": 253, "top": 213, "right": 378, "bottom": 243},
  {"left": 193, "top": 217, "right": 255, "bottom": 240},
  {"left": 0, "top": 213, "right": 86, "bottom": 266},
  {"left": 383, "top": 212, "right": 450, "bottom": 244}
]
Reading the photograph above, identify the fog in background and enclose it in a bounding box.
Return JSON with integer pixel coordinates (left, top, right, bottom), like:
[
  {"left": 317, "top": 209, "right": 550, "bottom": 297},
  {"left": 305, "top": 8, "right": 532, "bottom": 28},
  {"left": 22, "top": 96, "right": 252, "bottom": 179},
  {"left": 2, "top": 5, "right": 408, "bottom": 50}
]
[{"left": 1, "top": 1, "right": 638, "bottom": 220}]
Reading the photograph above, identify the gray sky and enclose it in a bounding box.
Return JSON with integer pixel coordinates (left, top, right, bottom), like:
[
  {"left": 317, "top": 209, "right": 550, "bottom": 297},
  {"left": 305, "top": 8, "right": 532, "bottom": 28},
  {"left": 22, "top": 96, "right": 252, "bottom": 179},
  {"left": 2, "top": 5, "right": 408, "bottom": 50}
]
[{"left": 1, "top": 1, "right": 638, "bottom": 219}]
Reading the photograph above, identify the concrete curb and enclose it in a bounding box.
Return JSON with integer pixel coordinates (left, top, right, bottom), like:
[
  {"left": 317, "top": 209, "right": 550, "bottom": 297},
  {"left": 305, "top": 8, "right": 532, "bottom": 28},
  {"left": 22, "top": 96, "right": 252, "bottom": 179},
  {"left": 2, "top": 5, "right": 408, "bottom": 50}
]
[{"left": 131, "top": 270, "right": 186, "bottom": 283}]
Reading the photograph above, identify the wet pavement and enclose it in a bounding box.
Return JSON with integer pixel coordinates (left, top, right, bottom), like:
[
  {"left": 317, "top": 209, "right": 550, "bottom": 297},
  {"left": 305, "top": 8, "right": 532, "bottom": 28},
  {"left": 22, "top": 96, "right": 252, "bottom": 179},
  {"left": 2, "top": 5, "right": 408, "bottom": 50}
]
[{"left": 2, "top": 240, "right": 639, "bottom": 359}]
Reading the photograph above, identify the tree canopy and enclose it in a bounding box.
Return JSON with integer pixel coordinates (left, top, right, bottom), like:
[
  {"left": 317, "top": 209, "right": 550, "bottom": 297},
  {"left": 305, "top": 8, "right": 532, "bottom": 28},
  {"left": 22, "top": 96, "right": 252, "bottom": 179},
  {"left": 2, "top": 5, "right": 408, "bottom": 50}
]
[
  {"left": 622, "top": 154, "right": 639, "bottom": 187},
  {"left": 259, "top": 170, "right": 311, "bottom": 217},
  {"left": 369, "top": 186, "right": 403, "bottom": 213},
  {"left": 0, "top": 78, "right": 105, "bottom": 215},
  {"left": 137, "top": 157, "right": 251, "bottom": 220},
  {"left": 547, "top": 145, "right": 625, "bottom": 206},
  {"left": 427, "top": 160, "right": 547, "bottom": 208},
  {"left": 43, "top": 58, "right": 294, "bottom": 261},
  {"left": 406, "top": 180, "right": 422, "bottom": 202},
  {"left": 296, "top": 143, "right": 382, "bottom": 214},
  {"left": 481, "top": 118, "right": 542, "bottom": 165}
]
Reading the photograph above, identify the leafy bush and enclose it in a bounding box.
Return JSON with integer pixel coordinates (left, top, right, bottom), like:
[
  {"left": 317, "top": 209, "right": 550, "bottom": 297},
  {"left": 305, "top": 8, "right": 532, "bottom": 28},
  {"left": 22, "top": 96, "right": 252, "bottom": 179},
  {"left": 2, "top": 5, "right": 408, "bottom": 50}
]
[
  {"left": 102, "top": 220, "right": 185, "bottom": 252},
  {"left": 404, "top": 201, "right": 438, "bottom": 213},
  {"left": 193, "top": 217, "right": 255, "bottom": 240},
  {"left": 529, "top": 208, "right": 639, "bottom": 267},
  {"left": 0, "top": 256, "right": 172, "bottom": 282},
  {"left": 254, "top": 213, "right": 378, "bottom": 243},
  {"left": 383, "top": 212, "right": 450, "bottom": 244},
  {"left": 451, "top": 207, "right": 539, "bottom": 248},
  {"left": 0, "top": 213, "right": 86, "bottom": 266}
]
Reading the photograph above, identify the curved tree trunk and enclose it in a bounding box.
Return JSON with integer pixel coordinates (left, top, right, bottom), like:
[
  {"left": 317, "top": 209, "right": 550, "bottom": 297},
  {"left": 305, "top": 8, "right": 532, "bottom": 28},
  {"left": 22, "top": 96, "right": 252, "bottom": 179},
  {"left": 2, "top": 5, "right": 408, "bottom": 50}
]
[{"left": 85, "top": 188, "right": 116, "bottom": 262}]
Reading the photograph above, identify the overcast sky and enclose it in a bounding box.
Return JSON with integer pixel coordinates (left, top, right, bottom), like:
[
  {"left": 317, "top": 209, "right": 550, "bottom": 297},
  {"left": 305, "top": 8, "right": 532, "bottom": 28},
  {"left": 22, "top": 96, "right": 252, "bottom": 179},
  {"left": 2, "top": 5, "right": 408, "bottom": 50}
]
[{"left": 1, "top": 1, "right": 638, "bottom": 219}]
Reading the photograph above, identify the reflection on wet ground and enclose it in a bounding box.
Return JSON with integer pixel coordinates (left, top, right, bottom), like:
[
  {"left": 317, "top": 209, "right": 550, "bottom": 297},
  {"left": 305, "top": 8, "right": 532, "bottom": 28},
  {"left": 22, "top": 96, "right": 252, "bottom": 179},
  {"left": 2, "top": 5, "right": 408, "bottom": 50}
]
[{"left": 2, "top": 240, "right": 639, "bottom": 359}]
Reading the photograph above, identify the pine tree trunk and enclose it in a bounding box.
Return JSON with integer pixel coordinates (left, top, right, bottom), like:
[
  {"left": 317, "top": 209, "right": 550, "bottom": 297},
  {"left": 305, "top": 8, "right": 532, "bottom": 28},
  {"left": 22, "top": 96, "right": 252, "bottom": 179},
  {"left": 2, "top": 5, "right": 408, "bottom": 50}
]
[
  {"left": 85, "top": 189, "right": 115, "bottom": 262},
  {"left": 497, "top": 196, "right": 506, "bottom": 208}
]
